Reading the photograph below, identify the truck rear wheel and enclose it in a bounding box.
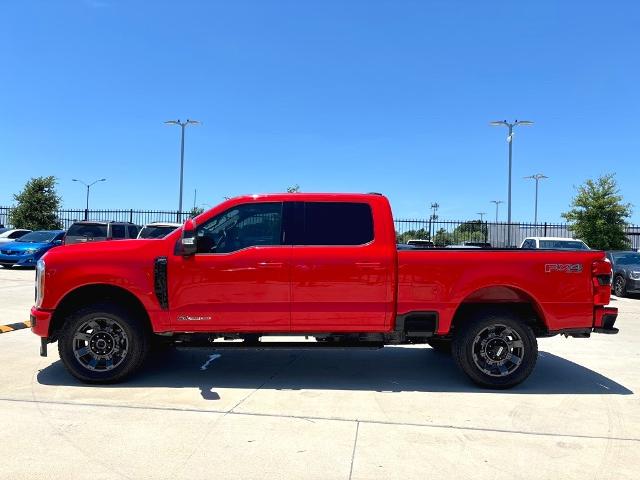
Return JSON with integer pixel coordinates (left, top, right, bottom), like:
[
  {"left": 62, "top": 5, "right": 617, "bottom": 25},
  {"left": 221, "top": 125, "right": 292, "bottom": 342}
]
[
  {"left": 58, "top": 304, "right": 150, "bottom": 384},
  {"left": 452, "top": 313, "right": 537, "bottom": 389}
]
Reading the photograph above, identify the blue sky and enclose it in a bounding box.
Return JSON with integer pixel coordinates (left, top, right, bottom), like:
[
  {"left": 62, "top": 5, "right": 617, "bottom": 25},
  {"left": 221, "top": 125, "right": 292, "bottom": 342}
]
[{"left": 1, "top": 1, "right": 639, "bottom": 222}]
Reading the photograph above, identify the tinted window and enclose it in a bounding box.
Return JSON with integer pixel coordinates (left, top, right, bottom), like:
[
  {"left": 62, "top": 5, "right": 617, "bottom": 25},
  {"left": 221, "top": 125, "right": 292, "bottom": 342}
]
[
  {"left": 539, "top": 240, "right": 589, "bottom": 250},
  {"left": 139, "top": 225, "right": 178, "bottom": 239},
  {"left": 9, "top": 230, "right": 29, "bottom": 239},
  {"left": 111, "top": 225, "right": 126, "bottom": 239},
  {"left": 65, "top": 223, "right": 108, "bottom": 243},
  {"left": 196, "top": 202, "right": 283, "bottom": 254},
  {"left": 302, "top": 202, "right": 374, "bottom": 246},
  {"left": 128, "top": 225, "right": 138, "bottom": 238},
  {"left": 613, "top": 253, "right": 640, "bottom": 265}
]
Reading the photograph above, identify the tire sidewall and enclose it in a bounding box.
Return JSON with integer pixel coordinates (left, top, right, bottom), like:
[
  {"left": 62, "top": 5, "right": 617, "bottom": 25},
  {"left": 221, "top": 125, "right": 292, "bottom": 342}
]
[
  {"left": 614, "top": 275, "right": 626, "bottom": 297},
  {"left": 58, "top": 304, "right": 149, "bottom": 383},
  {"left": 453, "top": 314, "right": 538, "bottom": 389}
]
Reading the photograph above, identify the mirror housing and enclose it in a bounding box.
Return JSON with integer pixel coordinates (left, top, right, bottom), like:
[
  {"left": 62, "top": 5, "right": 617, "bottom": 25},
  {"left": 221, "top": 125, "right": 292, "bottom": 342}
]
[
  {"left": 179, "top": 218, "right": 197, "bottom": 256},
  {"left": 53, "top": 239, "right": 62, "bottom": 246}
]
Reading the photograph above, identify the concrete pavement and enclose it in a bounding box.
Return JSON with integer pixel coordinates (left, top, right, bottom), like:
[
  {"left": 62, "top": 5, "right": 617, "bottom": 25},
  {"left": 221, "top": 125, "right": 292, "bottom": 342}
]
[{"left": 0, "top": 268, "right": 639, "bottom": 479}]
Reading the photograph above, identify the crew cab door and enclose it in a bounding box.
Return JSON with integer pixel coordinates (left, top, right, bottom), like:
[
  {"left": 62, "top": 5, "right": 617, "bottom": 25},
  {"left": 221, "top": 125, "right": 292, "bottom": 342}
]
[
  {"left": 290, "top": 201, "right": 392, "bottom": 332},
  {"left": 169, "top": 202, "right": 291, "bottom": 332}
]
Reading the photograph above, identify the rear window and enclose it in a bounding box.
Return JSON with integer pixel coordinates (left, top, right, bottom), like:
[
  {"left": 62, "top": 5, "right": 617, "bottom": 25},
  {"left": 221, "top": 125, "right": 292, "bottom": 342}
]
[
  {"left": 138, "top": 225, "right": 178, "bottom": 239},
  {"left": 539, "top": 240, "right": 589, "bottom": 250},
  {"left": 111, "top": 224, "right": 126, "bottom": 239},
  {"left": 65, "top": 223, "right": 108, "bottom": 243},
  {"left": 302, "top": 202, "right": 374, "bottom": 246}
]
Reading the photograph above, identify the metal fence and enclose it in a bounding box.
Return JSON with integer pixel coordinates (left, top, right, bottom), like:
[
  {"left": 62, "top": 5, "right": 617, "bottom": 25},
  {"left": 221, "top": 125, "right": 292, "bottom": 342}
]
[
  {"left": 1, "top": 206, "right": 639, "bottom": 249},
  {"left": 394, "top": 219, "right": 640, "bottom": 249},
  {"left": 0, "top": 207, "right": 192, "bottom": 230}
]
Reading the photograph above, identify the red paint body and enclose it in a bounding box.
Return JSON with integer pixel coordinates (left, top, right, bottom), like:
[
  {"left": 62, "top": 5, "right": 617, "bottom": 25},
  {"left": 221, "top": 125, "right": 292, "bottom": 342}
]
[{"left": 31, "top": 193, "right": 615, "bottom": 339}]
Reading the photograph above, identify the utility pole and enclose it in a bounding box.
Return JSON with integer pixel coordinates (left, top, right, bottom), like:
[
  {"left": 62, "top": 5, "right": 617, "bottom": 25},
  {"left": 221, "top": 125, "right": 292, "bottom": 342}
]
[
  {"left": 524, "top": 174, "right": 548, "bottom": 225},
  {"left": 477, "top": 212, "right": 487, "bottom": 222},
  {"left": 428, "top": 202, "right": 439, "bottom": 240},
  {"left": 490, "top": 200, "right": 504, "bottom": 222},
  {"left": 490, "top": 119, "right": 534, "bottom": 245},
  {"left": 165, "top": 119, "right": 201, "bottom": 222}
]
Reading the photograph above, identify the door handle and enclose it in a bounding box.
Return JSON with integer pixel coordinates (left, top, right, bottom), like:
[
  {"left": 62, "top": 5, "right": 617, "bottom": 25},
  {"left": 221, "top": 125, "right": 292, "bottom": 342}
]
[
  {"left": 258, "top": 262, "right": 284, "bottom": 269},
  {"left": 355, "top": 262, "right": 382, "bottom": 268}
]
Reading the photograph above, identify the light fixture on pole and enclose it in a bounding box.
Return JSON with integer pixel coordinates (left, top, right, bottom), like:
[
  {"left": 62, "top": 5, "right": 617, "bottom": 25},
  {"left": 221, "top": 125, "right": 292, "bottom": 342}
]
[
  {"left": 490, "top": 200, "right": 504, "bottom": 222},
  {"left": 524, "top": 173, "right": 548, "bottom": 225},
  {"left": 165, "top": 119, "right": 201, "bottom": 222},
  {"left": 490, "top": 119, "right": 534, "bottom": 245},
  {"left": 72, "top": 178, "right": 106, "bottom": 220},
  {"left": 476, "top": 212, "right": 487, "bottom": 222}
]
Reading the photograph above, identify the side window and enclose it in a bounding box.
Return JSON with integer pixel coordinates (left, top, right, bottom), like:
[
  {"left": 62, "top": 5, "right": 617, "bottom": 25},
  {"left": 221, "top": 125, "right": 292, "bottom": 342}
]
[
  {"left": 111, "top": 224, "right": 126, "bottom": 239},
  {"left": 128, "top": 225, "right": 138, "bottom": 238},
  {"left": 9, "top": 231, "right": 26, "bottom": 239},
  {"left": 302, "top": 202, "right": 374, "bottom": 246},
  {"left": 196, "top": 202, "right": 283, "bottom": 254}
]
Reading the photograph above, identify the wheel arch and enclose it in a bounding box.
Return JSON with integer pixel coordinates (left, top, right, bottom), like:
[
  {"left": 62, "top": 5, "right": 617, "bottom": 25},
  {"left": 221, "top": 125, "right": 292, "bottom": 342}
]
[
  {"left": 49, "top": 284, "right": 152, "bottom": 341},
  {"left": 450, "top": 285, "right": 548, "bottom": 337}
]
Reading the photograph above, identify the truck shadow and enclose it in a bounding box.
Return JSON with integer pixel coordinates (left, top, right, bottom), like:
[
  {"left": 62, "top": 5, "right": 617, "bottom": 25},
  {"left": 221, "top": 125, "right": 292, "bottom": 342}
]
[{"left": 36, "top": 346, "right": 633, "bottom": 396}]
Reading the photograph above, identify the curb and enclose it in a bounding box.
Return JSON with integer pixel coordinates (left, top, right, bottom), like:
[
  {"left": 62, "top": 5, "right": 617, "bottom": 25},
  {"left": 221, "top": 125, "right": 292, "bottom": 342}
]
[{"left": 0, "top": 321, "right": 31, "bottom": 334}]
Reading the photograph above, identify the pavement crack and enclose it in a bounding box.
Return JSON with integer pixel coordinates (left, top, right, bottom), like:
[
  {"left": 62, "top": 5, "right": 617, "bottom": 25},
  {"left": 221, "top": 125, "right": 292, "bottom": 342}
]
[{"left": 348, "top": 421, "right": 360, "bottom": 480}]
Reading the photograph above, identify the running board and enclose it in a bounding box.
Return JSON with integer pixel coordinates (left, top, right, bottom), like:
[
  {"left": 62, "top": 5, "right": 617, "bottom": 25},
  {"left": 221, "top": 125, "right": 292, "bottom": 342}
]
[{"left": 173, "top": 341, "right": 384, "bottom": 350}]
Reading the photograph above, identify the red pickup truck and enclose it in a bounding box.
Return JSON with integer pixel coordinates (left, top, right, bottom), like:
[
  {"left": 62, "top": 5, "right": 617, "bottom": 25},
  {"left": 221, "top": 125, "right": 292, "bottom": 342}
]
[{"left": 31, "top": 193, "right": 618, "bottom": 389}]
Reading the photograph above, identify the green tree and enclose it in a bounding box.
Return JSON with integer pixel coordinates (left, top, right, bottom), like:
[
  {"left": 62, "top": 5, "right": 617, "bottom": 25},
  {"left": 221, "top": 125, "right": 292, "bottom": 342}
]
[
  {"left": 9, "top": 176, "right": 62, "bottom": 230},
  {"left": 452, "top": 220, "right": 487, "bottom": 244},
  {"left": 562, "top": 174, "right": 632, "bottom": 250},
  {"left": 433, "top": 228, "right": 453, "bottom": 246},
  {"left": 189, "top": 206, "right": 205, "bottom": 217}
]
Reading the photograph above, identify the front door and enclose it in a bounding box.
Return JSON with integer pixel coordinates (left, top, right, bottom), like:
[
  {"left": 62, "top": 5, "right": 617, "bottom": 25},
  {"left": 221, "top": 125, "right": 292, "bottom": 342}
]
[{"left": 169, "top": 202, "right": 291, "bottom": 332}]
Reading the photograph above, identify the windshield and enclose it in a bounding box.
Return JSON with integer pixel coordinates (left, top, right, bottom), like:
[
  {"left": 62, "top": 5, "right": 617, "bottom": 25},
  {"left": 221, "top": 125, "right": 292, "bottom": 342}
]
[
  {"left": 613, "top": 253, "right": 640, "bottom": 265},
  {"left": 138, "top": 225, "right": 179, "bottom": 239},
  {"left": 539, "top": 240, "right": 589, "bottom": 250},
  {"left": 16, "top": 231, "right": 58, "bottom": 243}
]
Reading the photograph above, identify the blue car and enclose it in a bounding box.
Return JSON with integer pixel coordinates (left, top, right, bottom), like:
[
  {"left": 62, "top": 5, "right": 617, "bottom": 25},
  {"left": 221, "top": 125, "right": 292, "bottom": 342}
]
[{"left": 0, "top": 230, "right": 65, "bottom": 268}]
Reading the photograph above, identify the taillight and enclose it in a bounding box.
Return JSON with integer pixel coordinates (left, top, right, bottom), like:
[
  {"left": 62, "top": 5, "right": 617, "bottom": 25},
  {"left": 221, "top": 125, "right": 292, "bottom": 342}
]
[{"left": 592, "top": 259, "right": 612, "bottom": 305}]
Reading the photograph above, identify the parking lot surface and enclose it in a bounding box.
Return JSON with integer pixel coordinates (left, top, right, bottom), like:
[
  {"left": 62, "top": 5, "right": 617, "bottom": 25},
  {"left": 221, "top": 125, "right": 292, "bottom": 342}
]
[{"left": 0, "top": 267, "right": 639, "bottom": 479}]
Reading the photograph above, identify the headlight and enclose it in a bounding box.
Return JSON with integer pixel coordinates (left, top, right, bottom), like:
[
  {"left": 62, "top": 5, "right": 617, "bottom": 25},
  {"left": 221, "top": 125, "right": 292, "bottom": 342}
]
[
  {"left": 631, "top": 271, "right": 640, "bottom": 280},
  {"left": 24, "top": 248, "right": 39, "bottom": 254},
  {"left": 35, "top": 259, "right": 45, "bottom": 307}
]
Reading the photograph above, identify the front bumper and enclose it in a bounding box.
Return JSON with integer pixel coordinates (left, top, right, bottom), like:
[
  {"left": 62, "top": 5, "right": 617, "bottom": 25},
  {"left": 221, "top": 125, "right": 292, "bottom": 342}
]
[
  {"left": 0, "top": 253, "right": 38, "bottom": 267},
  {"left": 30, "top": 306, "right": 53, "bottom": 338},
  {"left": 625, "top": 277, "right": 640, "bottom": 293}
]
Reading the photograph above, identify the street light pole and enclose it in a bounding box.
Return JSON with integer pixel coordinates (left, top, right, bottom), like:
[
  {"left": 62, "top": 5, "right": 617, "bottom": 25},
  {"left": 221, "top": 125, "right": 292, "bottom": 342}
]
[
  {"left": 490, "top": 200, "right": 504, "bottom": 222},
  {"left": 476, "top": 212, "right": 487, "bottom": 222},
  {"left": 490, "top": 120, "right": 534, "bottom": 246},
  {"left": 72, "top": 178, "right": 106, "bottom": 220},
  {"left": 524, "top": 173, "right": 548, "bottom": 225},
  {"left": 165, "top": 119, "right": 200, "bottom": 222}
]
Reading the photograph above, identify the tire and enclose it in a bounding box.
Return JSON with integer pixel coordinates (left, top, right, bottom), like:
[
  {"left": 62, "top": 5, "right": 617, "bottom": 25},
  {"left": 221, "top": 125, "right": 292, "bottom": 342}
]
[
  {"left": 427, "top": 338, "right": 452, "bottom": 354},
  {"left": 452, "top": 312, "right": 538, "bottom": 389},
  {"left": 613, "top": 275, "right": 626, "bottom": 298},
  {"left": 58, "top": 303, "right": 151, "bottom": 384},
  {"left": 0, "top": 265, "right": 10, "bottom": 269}
]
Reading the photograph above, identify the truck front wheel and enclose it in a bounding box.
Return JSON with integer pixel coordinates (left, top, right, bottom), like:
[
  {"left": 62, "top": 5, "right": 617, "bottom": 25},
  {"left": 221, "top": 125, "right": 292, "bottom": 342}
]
[
  {"left": 452, "top": 314, "right": 537, "bottom": 389},
  {"left": 58, "top": 304, "right": 150, "bottom": 384}
]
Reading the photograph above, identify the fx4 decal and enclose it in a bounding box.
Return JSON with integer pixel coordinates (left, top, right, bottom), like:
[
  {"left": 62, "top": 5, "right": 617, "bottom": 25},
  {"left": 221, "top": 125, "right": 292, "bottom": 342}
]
[{"left": 545, "top": 263, "right": 583, "bottom": 273}]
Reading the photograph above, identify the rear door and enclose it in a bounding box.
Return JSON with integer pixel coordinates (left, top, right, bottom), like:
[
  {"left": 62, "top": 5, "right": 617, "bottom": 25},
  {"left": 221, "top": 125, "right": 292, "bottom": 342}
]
[{"left": 290, "top": 201, "right": 392, "bottom": 332}]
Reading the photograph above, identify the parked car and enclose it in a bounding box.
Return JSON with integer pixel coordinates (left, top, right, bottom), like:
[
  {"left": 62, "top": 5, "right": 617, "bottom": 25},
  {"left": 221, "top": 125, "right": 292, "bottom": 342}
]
[
  {"left": 0, "top": 230, "right": 65, "bottom": 268},
  {"left": 406, "top": 239, "right": 434, "bottom": 248},
  {"left": 64, "top": 221, "right": 139, "bottom": 245},
  {"left": 520, "top": 237, "right": 590, "bottom": 250},
  {"left": 606, "top": 250, "right": 640, "bottom": 297},
  {"left": 32, "top": 193, "right": 617, "bottom": 389},
  {"left": 0, "top": 228, "right": 32, "bottom": 244},
  {"left": 137, "top": 222, "right": 181, "bottom": 239}
]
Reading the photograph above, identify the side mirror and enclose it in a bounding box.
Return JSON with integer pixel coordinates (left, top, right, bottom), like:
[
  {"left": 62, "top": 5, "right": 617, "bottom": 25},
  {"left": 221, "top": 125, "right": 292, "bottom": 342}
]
[
  {"left": 180, "top": 219, "right": 197, "bottom": 256},
  {"left": 53, "top": 240, "right": 62, "bottom": 246}
]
